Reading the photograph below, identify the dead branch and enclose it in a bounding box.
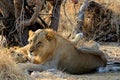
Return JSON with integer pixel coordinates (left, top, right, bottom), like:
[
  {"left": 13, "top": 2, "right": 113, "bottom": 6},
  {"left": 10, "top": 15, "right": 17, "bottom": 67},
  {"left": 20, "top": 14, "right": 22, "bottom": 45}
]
[
  {"left": 14, "top": 0, "right": 23, "bottom": 19},
  {"left": 62, "top": 0, "right": 74, "bottom": 26},
  {"left": 19, "top": 0, "right": 45, "bottom": 28},
  {"left": 0, "top": 0, "right": 49, "bottom": 47},
  {"left": 69, "top": 0, "right": 88, "bottom": 39},
  {"left": 74, "top": 0, "right": 88, "bottom": 34},
  {"left": 83, "top": 1, "right": 119, "bottom": 42},
  {"left": 0, "top": 0, "right": 14, "bottom": 17}
]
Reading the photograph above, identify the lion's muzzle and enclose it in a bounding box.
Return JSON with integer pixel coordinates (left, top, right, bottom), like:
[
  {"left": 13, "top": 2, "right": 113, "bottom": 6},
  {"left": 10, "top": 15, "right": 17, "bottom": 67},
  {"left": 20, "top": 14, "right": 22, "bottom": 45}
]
[{"left": 27, "top": 51, "right": 35, "bottom": 63}]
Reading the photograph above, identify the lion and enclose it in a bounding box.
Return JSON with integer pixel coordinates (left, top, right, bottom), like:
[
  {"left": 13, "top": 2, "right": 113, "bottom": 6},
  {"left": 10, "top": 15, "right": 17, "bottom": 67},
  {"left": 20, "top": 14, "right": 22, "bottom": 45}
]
[
  {"left": 18, "top": 29, "right": 107, "bottom": 74},
  {"left": 11, "top": 30, "right": 83, "bottom": 63},
  {"left": 9, "top": 30, "right": 35, "bottom": 63},
  {"left": 10, "top": 45, "right": 29, "bottom": 63},
  {"left": 70, "top": 32, "right": 83, "bottom": 45},
  {"left": 85, "top": 40, "right": 100, "bottom": 50}
]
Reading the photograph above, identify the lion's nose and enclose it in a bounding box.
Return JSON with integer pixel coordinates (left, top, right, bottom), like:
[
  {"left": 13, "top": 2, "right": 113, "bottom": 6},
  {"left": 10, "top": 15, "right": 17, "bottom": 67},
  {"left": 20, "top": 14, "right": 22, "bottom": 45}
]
[
  {"left": 29, "top": 47, "right": 34, "bottom": 53},
  {"left": 29, "top": 49, "right": 34, "bottom": 53}
]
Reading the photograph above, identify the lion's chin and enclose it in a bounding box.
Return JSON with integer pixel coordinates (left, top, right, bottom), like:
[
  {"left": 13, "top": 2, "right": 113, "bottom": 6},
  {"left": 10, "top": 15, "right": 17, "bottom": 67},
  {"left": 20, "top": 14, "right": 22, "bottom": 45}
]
[{"left": 28, "top": 52, "right": 35, "bottom": 63}]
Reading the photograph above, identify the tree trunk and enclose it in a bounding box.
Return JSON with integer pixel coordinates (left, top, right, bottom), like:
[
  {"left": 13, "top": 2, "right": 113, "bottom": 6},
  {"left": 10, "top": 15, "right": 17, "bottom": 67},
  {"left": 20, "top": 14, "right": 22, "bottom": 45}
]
[
  {"left": 74, "top": 0, "right": 88, "bottom": 34},
  {"left": 50, "top": 0, "right": 63, "bottom": 31}
]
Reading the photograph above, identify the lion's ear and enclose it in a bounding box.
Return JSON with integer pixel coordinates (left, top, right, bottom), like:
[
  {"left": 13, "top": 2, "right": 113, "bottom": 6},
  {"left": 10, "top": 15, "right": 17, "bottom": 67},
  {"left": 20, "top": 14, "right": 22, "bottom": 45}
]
[
  {"left": 29, "top": 30, "right": 35, "bottom": 38},
  {"left": 28, "top": 30, "right": 35, "bottom": 42},
  {"left": 46, "top": 30, "right": 55, "bottom": 41}
]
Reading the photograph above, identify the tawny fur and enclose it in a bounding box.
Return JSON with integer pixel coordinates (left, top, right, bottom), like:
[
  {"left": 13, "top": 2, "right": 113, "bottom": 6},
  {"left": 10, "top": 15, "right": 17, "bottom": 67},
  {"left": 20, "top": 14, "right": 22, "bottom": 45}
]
[
  {"left": 19, "top": 29, "right": 107, "bottom": 74},
  {"left": 70, "top": 32, "right": 83, "bottom": 45},
  {"left": 86, "top": 40, "right": 100, "bottom": 50},
  {"left": 9, "top": 30, "right": 36, "bottom": 63},
  {"left": 10, "top": 45, "right": 29, "bottom": 63},
  {"left": 10, "top": 30, "right": 84, "bottom": 63}
]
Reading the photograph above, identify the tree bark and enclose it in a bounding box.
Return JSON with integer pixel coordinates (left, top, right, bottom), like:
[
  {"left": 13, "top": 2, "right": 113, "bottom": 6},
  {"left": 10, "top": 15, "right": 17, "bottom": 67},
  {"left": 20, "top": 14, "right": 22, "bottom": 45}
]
[
  {"left": 74, "top": 0, "right": 88, "bottom": 34},
  {"left": 50, "top": 0, "right": 63, "bottom": 31}
]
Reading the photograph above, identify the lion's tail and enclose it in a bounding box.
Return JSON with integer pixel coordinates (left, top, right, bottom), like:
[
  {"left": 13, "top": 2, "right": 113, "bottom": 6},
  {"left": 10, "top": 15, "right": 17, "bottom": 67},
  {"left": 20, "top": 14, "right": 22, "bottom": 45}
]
[{"left": 98, "top": 61, "right": 120, "bottom": 73}]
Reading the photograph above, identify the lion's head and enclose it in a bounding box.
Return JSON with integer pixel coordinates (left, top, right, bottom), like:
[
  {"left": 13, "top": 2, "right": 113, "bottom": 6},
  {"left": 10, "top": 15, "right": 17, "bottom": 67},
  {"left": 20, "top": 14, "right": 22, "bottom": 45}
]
[
  {"left": 10, "top": 45, "right": 29, "bottom": 63},
  {"left": 10, "top": 50, "right": 28, "bottom": 63},
  {"left": 27, "top": 29, "right": 57, "bottom": 64}
]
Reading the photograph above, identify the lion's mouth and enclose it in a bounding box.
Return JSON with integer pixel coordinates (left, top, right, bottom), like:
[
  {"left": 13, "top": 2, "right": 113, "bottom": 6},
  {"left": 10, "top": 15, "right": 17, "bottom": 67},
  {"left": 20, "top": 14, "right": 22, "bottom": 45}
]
[{"left": 28, "top": 52, "right": 35, "bottom": 63}]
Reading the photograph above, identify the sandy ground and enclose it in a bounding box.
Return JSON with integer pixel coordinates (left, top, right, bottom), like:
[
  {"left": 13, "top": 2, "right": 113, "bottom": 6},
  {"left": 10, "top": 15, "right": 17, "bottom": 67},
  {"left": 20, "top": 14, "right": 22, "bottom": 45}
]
[
  {"left": 33, "top": 71, "right": 120, "bottom": 80},
  {"left": 31, "top": 42, "right": 120, "bottom": 80},
  {"left": 100, "top": 42, "right": 120, "bottom": 62}
]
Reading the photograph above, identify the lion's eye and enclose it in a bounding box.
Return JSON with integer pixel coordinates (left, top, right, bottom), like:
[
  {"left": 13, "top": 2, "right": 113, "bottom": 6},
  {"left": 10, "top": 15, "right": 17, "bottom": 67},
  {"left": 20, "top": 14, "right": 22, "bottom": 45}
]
[
  {"left": 38, "top": 41, "right": 42, "bottom": 45},
  {"left": 29, "top": 40, "right": 32, "bottom": 44}
]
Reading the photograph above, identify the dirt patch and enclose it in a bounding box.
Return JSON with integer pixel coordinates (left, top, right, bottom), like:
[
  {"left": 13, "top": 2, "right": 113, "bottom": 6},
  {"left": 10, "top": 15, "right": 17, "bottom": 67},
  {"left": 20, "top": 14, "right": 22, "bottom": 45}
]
[{"left": 32, "top": 69, "right": 120, "bottom": 80}]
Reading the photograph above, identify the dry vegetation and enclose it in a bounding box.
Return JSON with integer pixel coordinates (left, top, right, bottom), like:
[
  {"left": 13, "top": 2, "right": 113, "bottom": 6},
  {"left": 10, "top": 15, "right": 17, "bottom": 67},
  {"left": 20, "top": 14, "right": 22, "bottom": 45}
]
[
  {"left": 0, "top": 48, "right": 33, "bottom": 80},
  {"left": 0, "top": 0, "right": 120, "bottom": 80},
  {"left": 59, "top": 0, "right": 120, "bottom": 43}
]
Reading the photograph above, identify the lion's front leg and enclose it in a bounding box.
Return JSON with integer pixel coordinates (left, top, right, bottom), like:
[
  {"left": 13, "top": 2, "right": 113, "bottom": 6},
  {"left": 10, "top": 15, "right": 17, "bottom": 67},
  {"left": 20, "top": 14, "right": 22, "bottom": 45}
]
[{"left": 18, "top": 63, "right": 49, "bottom": 73}]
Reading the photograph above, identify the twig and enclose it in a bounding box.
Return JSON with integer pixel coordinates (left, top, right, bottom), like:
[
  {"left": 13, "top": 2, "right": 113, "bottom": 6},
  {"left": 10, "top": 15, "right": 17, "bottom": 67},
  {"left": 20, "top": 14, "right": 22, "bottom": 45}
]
[
  {"left": 39, "top": 13, "right": 52, "bottom": 15},
  {"left": 18, "top": 0, "right": 45, "bottom": 28},
  {"left": 63, "top": 0, "right": 74, "bottom": 26}
]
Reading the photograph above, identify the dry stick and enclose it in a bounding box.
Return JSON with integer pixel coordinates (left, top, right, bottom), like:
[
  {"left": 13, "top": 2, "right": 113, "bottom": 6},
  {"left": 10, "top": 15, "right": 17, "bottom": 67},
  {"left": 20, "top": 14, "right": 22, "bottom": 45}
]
[
  {"left": 23, "top": 0, "right": 45, "bottom": 27},
  {"left": 9, "top": 0, "right": 22, "bottom": 35},
  {"left": 74, "top": 0, "right": 88, "bottom": 34},
  {"left": 19, "top": 1, "right": 25, "bottom": 46},
  {"left": 38, "top": 16, "right": 49, "bottom": 28},
  {"left": 116, "top": 22, "right": 120, "bottom": 45},
  {"left": 39, "top": 13, "right": 52, "bottom": 15},
  {"left": 62, "top": 0, "right": 76, "bottom": 39},
  {"left": 14, "top": 0, "right": 23, "bottom": 19},
  {"left": 0, "top": 0, "right": 14, "bottom": 16},
  {"left": 0, "top": 17, "right": 7, "bottom": 20},
  {"left": 63, "top": 0, "right": 74, "bottom": 26},
  {"left": 15, "top": 0, "right": 45, "bottom": 28},
  {"left": 25, "top": 2, "right": 49, "bottom": 28},
  {"left": 15, "top": 0, "right": 45, "bottom": 46},
  {"left": 70, "top": 0, "right": 88, "bottom": 39},
  {"left": 0, "top": 1, "right": 9, "bottom": 19},
  {"left": 14, "top": 0, "right": 23, "bottom": 44}
]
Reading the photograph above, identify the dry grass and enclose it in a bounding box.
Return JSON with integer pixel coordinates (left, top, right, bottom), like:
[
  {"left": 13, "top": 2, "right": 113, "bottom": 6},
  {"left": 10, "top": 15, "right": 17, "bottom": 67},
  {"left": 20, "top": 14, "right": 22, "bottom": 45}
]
[
  {"left": 0, "top": 47, "right": 30, "bottom": 80},
  {"left": 0, "top": 0, "right": 120, "bottom": 80},
  {"left": 59, "top": 0, "right": 120, "bottom": 42}
]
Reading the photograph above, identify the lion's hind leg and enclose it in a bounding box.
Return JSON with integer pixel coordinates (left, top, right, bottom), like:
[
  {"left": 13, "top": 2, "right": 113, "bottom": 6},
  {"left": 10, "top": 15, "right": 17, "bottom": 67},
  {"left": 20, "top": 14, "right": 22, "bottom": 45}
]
[{"left": 78, "top": 47, "right": 107, "bottom": 66}]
